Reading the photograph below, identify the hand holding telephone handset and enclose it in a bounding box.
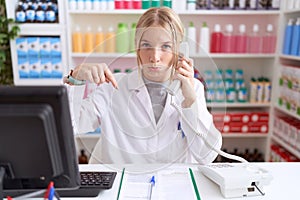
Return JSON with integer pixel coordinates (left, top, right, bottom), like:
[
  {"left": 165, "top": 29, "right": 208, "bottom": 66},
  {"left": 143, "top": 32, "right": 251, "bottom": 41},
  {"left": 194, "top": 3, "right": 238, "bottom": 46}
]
[{"left": 166, "top": 42, "right": 190, "bottom": 96}]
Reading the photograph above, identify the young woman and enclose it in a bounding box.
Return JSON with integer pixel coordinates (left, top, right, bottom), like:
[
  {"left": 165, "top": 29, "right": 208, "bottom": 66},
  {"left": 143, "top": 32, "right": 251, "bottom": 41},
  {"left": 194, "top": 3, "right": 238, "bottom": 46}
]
[{"left": 65, "top": 7, "right": 222, "bottom": 164}]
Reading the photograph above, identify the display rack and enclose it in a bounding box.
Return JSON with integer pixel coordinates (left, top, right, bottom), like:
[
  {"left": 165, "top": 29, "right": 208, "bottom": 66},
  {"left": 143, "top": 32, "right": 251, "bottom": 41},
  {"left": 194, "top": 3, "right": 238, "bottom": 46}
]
[
  {"left": 6, "top": 1, "right": 288, "bottom": 162},
  {"left": 6, "top": 0, "right": 68, "bottom": 85},
  {"left": 270, "top": 1, "right": 300, "bottom": 161}
]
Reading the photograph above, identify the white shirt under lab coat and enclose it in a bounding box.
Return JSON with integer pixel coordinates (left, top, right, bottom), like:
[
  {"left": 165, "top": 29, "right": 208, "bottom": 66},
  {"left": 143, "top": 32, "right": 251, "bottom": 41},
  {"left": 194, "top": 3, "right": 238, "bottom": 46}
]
[{"left": 70, "top": 70, "right": 222, "bottom": 164}]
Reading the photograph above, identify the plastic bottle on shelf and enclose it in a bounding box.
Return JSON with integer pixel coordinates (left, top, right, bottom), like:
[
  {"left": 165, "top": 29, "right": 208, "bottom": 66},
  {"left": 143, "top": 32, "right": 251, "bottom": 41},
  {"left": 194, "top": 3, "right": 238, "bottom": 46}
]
[
  {"left": 35, "top": 2, "right": 46, "bottom": 23},
  {"left": 282, "top": 18, "right": 294, "bottom": 55},
  {"left": 235, "top": 24, "right": 247, "bottom": 53},
  {"left": 84, "top": 25, "right": 94, "bottom": 53},
  {"left": 222, "top": 24, "right": 235, "bottom": 53},
  {"left": 210, "top": 24, "right": 223, "bottom": 53},
  {"left": 291, "top": 18, "right": 300, "bottom": 56},
  {"left": 77, "top": 0, "right": 85, "bottom": 10},
  {"left": 124, "top": 0, "right": 132, "bottom": 9},
  {"left": 133, "top": 0, "right": 142, "bottom": 9},
  {"left": 187, "top": 21, "right": 197, "bottom": 55},
  {"left": 85, "top": 0, "right": 93, "bottom": 10},
  {"left": 130, "top": 23, "right": 137, "bottom": 53},
  {"left": 93, "top": 0, "right": 100, "bottom": 10},
  {"left": 25, "top": 2, "right": 36, "bottom": 23},
  {"left": 151, "top": 0, "right": 160, "bottom": 7},
  {"left": 262, "top": 24, "right": 277, "bottom": 54},
  {"left": 162, "top": 0, "right": 172, "bottom": 8},
  {"left": 116, "top": 23, "right": 129, "bottom": 53},
  {"left": 248, "top": 0, "right": 257, "bottom": 10},
  {"left": 72, "top": 25, "right": 83, "bottom": 53},
  {"left": 200, "top": 21, "right": 210, "bottom": 54},
  {"left": 107, "top": 0, "right": 115, "bottom": 10},
  {"left": 69, "top": 0, "right": 77, "bottom": 10},
  {"left": 45, "top": 1, "right": 57, "bottom": 23},
  {"left": 95, "top": 26, "right": 105, "bottom": 53},
  {"left": 142, "top": 0, "right": 151, "bottom": 9},
  {"left": 187, "top": 0, "right": 197, "bottom": 10},
  {"left": 248, "top": 24, "right": 262, "bottom": 53},
  {"left": 15, "top": 2, "right": 26, "bottom": 23},
  {"left": 172, "top": 0, "right": 186, "bottom": 11},
  {"left": 105, "top": 26, "right": 116, "bottom": 53}
]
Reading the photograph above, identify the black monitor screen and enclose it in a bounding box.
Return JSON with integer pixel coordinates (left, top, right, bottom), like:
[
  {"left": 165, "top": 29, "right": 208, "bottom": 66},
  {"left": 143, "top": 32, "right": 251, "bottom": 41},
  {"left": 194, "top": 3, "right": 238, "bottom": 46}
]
[{"left": 0, "top": 85, "right": 80, "bottom": 198}]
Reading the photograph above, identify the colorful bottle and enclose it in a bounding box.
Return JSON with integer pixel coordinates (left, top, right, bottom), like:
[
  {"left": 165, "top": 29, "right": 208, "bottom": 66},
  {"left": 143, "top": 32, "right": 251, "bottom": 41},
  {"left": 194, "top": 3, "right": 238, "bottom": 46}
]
[
  {"left": 282, "top": 18, "right": 294, "bottom": 55},
  {"left": 105, "top": 26, "right": 116, "bottom": 53},
  {"left": 95, "top": 26, "right": 105, "bottom": 53},
  {"left": 291, "top": 18, "right": 300, "bottom": 56},
  {"left": 72, "top": 25, "right": 83, "bottom": 53},
  {"left": 200, "top": 21, "right": 210, "bottom": 54},
  {"left": 187, "top": 22, "right": 197, "bottom": 55},
  {"left": 15, "top": 2, "right": 26, "bottom": 23},
  {"left": 210, "top": 24, "right": 223, "bottom": 53},
  {"left": 235, "top": 24, "right": 247, "bottom": 53},
  {"left": 130, "top": 23, "right": 137, "bottom": 53},
  {"left": 248, "top": 24, "right": 262, "bottom": 53},
  {"left": 116, "top": 23, "right": 129, "bottom": 53},
  {"left": 222, "top": 24, "right": 235, "bottom": 53},
  {"left": 84, "top": 25, "right": 94, "bottom": 53},
  {"left": 262, "top": 24, "right": 277, "bottom": 54},
  {"left": 151, "top": 0, "right": 160, "bottom": 7},
  {"left": 133, "top": 0, "right": 142, "bottom": 9},
  {"left": 162, "top": 0, "right": 172, "bottom": 8}
]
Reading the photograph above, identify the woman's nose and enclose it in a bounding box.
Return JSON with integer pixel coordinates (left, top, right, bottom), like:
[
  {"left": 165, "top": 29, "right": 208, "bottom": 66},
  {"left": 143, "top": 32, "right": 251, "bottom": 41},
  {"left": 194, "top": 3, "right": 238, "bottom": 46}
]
[{"left": 149, "top": 48, "right": 161, "bottom": 63}]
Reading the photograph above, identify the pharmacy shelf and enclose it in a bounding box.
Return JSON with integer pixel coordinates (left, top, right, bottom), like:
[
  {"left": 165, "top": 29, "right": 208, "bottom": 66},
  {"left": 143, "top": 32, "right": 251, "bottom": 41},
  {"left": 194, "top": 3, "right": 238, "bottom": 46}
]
[
  {"left": 207, "top": 102, "right": 270, "bottom": 108},
  {"left": 279, "top": 54, "right": 300, "bottom": 61},
  {"left": 274, "top": 105, "right": 300, "bottom": 120},
  {"left": 13, "top": 79, "right": 64, "bottom": 86},
  {"left": 282, "top": 9, "right": 300, "bottom": 14},
  {"left": 272, "top": 135, "right": 300, "bottom": 159},
  {"left": 75, "top": 134, "right": 101, "bottom": 139},
  {"left": 68, "top": 9, "right": 279, "bottom": 16},
  {"left": 71, "top": 52, "right": 276, "bottom": 59},
  {"left": 16, "top": 24, "right": 66, "bottom": 36},
  {"left": 222, "top": 133, "right": 268, "bottom": 138}
]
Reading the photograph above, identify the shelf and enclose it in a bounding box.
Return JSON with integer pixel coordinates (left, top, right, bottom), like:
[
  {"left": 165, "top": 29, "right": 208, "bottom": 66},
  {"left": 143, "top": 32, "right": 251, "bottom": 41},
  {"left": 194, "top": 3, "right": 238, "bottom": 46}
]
[
  {"left": 279, "top": 54, "right": 300, "bottom": 61},
  {"left": 71, "top": 52, "right": 276, "bottom": 59},
  {"left": 274, "top": 105, "right": 300, "bottom": 120},
  {"left": 282, "top": 9, "right": 300, "bottom": 14},
  {"left": 272, "top": 135, "right": 300, "bottom": 159},
  {"left": 71, "top": 52, "right": 136, "bottom": 58},
  {"left": 13, "top": 79, "right": 64, "bottom": 86},
  {"left": 68, "top": 9, "right": 280, "bottom": 16},
  {"left": 222, "top": 133, "right": 268, "bottom": 138},
  {"left": 207, "top": 102, "right": 270, "bottom": 108},
  {"left": 16, "top": 23, "right": 65, "bottom": 36}
]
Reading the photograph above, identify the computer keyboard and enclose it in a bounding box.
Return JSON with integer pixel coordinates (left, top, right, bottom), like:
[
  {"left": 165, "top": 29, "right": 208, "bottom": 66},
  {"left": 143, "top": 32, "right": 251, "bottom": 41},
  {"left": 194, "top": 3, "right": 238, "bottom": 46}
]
[{"left": 57, "top": 171, "right": 117, "bottom": 197}]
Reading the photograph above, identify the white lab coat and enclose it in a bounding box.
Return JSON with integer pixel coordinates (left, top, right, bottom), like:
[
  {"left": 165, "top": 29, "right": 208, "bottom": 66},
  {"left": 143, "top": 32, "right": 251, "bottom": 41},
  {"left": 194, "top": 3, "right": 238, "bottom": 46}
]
[{"left": 70, "top": 70, "right": 222, "bottom": 164}]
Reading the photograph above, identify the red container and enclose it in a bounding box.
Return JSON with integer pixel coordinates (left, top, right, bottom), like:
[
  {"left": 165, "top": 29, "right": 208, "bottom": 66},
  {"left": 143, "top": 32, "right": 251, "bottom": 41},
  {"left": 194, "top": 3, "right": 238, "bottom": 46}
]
[
  {"left": 124, "top": 0, "right": 132, "bottom": 9},
  {"left": 132, "top": 0, "right": 141, "bottom": 9},
  {"left": 115, "top": 0, "right": 124, "bottom": 9}
]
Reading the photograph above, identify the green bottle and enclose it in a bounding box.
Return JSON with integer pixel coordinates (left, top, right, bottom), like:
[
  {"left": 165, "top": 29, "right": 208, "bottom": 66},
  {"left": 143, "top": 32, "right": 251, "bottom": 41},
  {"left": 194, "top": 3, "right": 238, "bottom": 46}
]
[{"left": 116, "top": 23, "right": 129, "bottom": 53}]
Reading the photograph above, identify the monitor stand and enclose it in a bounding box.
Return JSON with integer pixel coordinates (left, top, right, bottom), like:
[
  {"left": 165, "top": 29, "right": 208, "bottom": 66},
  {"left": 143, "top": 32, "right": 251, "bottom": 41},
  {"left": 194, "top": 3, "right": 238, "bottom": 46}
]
[{"left": 0, "top": 167, "right": 5, "bottom": 200}]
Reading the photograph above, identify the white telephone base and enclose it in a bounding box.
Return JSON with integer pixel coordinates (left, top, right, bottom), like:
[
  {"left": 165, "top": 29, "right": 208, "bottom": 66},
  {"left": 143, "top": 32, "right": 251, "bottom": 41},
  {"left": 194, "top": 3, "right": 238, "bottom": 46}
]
[{"left": 199, "top": 163, "right": 273, "bottom": 198}]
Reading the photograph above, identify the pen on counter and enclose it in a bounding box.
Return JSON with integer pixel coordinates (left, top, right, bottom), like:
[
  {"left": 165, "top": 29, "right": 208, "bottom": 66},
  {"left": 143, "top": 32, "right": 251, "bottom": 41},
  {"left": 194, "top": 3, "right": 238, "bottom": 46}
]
[
  {"left": 116, "top": 168, "right": 125, "bottom": 200},
  {"left": 148, "top": 175, "right": 155, "bottom": 200},
  {"left": 189, "top": 168, "right": 201, "bottom": 200}
]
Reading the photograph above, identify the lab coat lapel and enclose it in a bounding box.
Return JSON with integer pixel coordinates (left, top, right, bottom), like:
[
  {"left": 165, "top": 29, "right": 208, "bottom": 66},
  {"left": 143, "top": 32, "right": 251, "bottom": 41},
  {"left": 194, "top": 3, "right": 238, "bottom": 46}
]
[
  {"left": 128, "top": 71, "right": 156, "bottom": 127},
  {"left": 156, "top": 94, "right": 177, "bottom": 128}
]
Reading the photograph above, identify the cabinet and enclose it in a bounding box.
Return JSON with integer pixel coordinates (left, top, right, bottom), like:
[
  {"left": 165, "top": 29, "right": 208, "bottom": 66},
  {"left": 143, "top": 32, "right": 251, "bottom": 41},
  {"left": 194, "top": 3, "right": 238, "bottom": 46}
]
[
  {"left": 6, "top": 0, "right": 68, "bottom": 85},
  {"left": 270, "top": 2, "right": 300, "bottom": 161}
]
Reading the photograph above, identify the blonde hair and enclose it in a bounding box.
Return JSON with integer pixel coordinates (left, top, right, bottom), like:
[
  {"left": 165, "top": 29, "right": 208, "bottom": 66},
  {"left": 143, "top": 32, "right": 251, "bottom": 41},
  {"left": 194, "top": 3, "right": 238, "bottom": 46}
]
[{"left": 135, "top": 7, "right": 185, "bottom": 70}]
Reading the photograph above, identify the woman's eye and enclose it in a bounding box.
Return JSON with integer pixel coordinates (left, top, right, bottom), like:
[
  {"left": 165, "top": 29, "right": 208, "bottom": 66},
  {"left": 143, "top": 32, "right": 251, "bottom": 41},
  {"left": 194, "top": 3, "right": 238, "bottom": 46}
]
[
  {"left": 140, "top": 43, "right": 151, "bottom": 49},
  {"left": 162, "top": 44, "right": 172, "bottom": 51}
]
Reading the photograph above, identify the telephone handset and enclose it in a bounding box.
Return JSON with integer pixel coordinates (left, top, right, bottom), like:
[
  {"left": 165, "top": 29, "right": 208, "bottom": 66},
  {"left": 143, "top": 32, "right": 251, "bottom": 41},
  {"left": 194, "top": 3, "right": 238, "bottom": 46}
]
[{"left": 166, "top": 42, "right": 190, "bottom": 96}]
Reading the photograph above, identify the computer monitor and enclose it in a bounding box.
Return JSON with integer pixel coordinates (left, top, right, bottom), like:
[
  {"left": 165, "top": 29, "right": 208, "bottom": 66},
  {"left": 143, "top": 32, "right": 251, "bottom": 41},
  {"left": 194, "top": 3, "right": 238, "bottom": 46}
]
[{"left": 0, "top": 85, "right": 80, "bottom": 198}]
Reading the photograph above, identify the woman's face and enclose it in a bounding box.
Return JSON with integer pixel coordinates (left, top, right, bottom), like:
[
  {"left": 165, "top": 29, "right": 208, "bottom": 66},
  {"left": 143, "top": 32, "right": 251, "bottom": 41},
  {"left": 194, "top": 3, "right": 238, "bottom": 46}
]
[{"left": 138, "top": 26, "right": 175, "bottom": 82}]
